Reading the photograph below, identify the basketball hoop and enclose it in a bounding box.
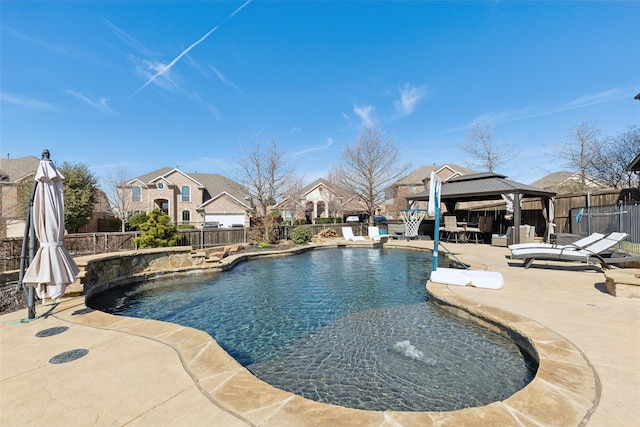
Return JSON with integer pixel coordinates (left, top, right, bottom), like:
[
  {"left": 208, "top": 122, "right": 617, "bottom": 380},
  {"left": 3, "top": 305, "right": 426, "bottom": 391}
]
[{"left": 400, "top": 209, "right": 427, "bottom": 239}]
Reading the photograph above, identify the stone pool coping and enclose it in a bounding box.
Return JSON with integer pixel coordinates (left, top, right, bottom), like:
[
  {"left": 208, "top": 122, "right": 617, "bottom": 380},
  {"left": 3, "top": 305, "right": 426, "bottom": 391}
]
[{"left": 1, "top": 241, "right": 599, "bottom": 426}]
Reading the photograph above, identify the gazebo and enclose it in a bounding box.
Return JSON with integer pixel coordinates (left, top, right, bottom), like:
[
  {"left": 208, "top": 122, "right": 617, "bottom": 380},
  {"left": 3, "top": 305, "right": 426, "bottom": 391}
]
[{"left": 406, "top": 172, "right": 557, "bottom": 244}]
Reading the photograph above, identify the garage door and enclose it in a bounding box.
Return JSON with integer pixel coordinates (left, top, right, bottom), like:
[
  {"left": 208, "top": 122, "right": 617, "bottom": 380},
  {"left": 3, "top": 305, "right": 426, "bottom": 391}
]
[{"left": 205, "top": 214, "right": 244, "bottom": 228}]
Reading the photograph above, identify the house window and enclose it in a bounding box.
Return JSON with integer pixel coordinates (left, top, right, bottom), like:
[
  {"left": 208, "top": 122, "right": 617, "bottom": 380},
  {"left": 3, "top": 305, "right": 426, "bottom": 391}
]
[
  {"left": 181, "top": 185, "right": 190, "bottom": 202},
  {"left": 182, "top": 210, "right": 190, "bottom": 224},
  {"left": 409, "top": 185, "right": 416, "bottom": 194},
  {"left": 157, "top": 182, "right": 164, "bottom": 190},
  {"left": 132, "top": 186, "right": 141, "bottom": 202}
]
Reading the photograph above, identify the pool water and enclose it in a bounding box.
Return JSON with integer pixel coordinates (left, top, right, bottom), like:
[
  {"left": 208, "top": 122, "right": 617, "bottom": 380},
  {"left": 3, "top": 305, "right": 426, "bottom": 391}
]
[{"left": 88, "top": 248, "right": 536, "bottom": 412}]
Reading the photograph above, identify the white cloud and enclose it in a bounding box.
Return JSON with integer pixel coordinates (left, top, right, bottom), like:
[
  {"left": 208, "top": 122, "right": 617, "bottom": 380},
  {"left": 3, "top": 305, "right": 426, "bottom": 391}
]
[
  {"left": 289, "top": 126, "right": 301, "bottom": 135},
  {"left": 445, "top": 86, "right": 635, "bottom": 133},
  {"left": 103, "top": 18, "right": 156, "bottom": 58},
  {"left": 208, "top": 105, "right": 221, "bottom": 119},
  {"left": 294, "top": 137, "right": 334, "bottom": 156},
  {"left": 210, "top": 65, "right": 243, "bottom": 94},
  {"left": 64, "top": 89, "right": 115, "bottom": 113},
  {"left": 131, "top": 1, "right": 251, "bottom": 97},
  {"left": 0, "top": 92, "right": 61, "bottom": 111},
  {"left": 393, "top": 83, "right": 427, "bottom": 115},
  {"left": 133, "top": 59, "right": 180, "bottom": 93},
  {"left": 354, "top": 104, "right": 375, "bottom": 128}
]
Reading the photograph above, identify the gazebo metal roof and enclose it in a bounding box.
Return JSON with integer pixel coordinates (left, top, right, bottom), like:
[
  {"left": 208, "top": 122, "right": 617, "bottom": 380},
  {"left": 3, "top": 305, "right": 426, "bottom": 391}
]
[
  {"left": 406, "top": 172, "right": 557, "bottom": 244},
  {"left": 406, "top": 172, "right": 556, "bottom": 202}
]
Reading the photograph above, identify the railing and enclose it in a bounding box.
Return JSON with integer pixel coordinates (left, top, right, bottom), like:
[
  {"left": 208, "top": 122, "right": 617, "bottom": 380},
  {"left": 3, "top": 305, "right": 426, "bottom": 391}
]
[
  {"left": 1, "top": 223, "right": 374, "bottom": 272},
  {"left": 569, "top": 202, "right": 640, "bottom": 253}
]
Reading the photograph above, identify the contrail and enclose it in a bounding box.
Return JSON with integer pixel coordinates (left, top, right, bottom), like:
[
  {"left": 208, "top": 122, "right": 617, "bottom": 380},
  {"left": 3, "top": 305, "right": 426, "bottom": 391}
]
[{"left": 131, "top": 0, "right": 251, "bottom": 97}]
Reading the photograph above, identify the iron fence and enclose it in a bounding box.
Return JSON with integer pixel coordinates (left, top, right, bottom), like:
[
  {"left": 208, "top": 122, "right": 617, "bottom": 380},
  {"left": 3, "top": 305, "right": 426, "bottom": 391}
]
[
  {"left": 569, "top": 202, "right": 640, "bottom": 253},
  {"left": 1, "top": 224, "right": 374, "bottom": 272}
]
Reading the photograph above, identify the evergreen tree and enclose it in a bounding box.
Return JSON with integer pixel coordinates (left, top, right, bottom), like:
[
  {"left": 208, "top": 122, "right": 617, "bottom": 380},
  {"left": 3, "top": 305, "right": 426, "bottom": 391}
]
[
  {"left": 59, "top": 162, "right": 97, "bottom": 233},
  {"left": 134, "top": 209, "right": 180, "bottom": 248}
]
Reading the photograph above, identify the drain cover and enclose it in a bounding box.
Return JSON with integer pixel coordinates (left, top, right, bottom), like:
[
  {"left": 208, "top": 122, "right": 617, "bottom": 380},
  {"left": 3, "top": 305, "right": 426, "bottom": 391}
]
[
  {"left": 49, "top": 349, "right": 89, "bottom": 364},
  {"left": 36, "top": 326, "right": 69, "bottom": 338}
]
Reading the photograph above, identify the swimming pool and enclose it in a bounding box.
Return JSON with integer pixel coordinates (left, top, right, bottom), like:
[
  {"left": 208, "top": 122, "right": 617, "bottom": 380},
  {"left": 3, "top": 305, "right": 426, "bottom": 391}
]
[{"left": 88, "top": 247, "right": 536, "bottom": 412}]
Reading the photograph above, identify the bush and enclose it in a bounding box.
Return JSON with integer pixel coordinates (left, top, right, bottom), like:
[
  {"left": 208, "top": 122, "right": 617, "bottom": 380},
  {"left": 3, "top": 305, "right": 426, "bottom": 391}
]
[
  {"left": 134, "top": 209, "right": 180, "bottom": 248},
  {"left": 291, "top": 226, "right": 312, "bottom": 243},
  {"left": 128, "top": 212, "right": 149, "bottom": 231}
]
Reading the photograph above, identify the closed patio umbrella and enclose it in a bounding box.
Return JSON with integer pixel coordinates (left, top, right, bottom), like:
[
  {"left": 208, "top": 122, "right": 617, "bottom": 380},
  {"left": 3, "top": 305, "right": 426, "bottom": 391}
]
[{"left": 22, "top": 150, "right": 79, "bottom": 310}]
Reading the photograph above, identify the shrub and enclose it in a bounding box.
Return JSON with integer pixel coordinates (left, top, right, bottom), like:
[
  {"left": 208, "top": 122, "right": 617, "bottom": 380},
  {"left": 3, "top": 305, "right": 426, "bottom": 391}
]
[
  {"left": 128, "top": 212, "right": 149, "bottom": 231},
  {"left": 134, "top": 209, "right": 180, "bottom": 248},
  {"left": 291, "top": 226, "right": 312, "bottom": 243}
]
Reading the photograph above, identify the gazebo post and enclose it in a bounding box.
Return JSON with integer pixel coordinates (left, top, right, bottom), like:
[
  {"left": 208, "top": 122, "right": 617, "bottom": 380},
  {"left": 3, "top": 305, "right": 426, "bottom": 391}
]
[{"left": 513, "top": 193, "right": 522, "bottom": 245}]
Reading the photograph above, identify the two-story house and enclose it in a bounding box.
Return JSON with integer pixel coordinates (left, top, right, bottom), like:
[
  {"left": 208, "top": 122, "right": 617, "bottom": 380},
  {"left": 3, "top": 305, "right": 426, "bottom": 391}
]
[
  {"left": 274, "top": 178, "right": 374, "bottom": 224},
  {"left": 0, "top": 155, "right": 40, "bottom": 238},
  {"left": 125, "top": 168, "right": 251, "bottom": 228},
  {"left": 384, "top": 164, "right": 475, "bottom": 218}
]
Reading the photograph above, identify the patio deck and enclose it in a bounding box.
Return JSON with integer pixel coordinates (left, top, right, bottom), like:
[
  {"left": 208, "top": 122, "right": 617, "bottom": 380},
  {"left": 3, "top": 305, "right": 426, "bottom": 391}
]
[{"left": 1, "top": 241, "right": 638, "bottom": 426}]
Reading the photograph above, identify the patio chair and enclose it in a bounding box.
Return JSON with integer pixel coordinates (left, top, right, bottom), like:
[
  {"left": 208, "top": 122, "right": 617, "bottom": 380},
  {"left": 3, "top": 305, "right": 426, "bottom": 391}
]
[
  {"left": 342, "top": 227, "right": 365, "bottom": 241},
  {"left": 442, "top": 216, "right": 464, "bottom": 243},
  {"left": 482, "top": 216, "right": 493, "bottom": 234},
  {"left": 465, "top": 217, "right": 484, "bottom": 244},
  {"left": 508, "top": 232, "right": 629, "bottom": 269},
  {"left": 508, "top": 232, "right": 606, "bottom": 251}
]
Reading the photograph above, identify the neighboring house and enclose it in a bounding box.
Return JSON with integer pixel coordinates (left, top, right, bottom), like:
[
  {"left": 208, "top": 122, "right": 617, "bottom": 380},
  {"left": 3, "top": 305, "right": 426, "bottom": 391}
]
[
  {"left": 385, "top": 164, "right": 475, "bottom": 218},
  {"left": 0, "top": 155, "right": 40, "bottom": 238},
  {"left": 0, "top": 155, "right": 114, "bottom": 236},
  {"left": 530, "top": 171, "right": 610, "bottom": 194},
  {"left": 77, "top": 189, "right": 116, "bottom": 233},
  {"left": 274, "top": 178, "right": 373, "bottom": 224},
  {"left": 125, "top": 168, "right": 251, "bottom": 228}
]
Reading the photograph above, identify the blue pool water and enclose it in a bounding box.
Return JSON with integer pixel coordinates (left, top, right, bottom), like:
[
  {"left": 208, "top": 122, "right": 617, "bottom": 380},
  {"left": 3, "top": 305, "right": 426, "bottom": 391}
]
[{"left": 88, "top": 248, "right": 536, "bottom": 411}]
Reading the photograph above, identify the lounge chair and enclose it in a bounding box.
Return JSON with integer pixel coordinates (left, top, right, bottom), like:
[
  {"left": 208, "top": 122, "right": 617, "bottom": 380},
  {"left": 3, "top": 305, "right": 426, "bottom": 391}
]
[
  {"left": 368, "top": 226, "right": 382, "bottom": 241},
  {"left": 508, "top": 232, "right": 606, "bottom": 251},
  {"left": 342, "top": 227, "right": 365, "bottom": 241},
  {"left": 508, "top": 232, "right": 629, "bottom": 269}
]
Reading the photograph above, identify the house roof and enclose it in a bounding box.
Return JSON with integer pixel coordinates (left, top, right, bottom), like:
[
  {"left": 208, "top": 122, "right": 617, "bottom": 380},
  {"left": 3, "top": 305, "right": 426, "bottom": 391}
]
[
  {"left": 0, "top": 156, "right": 40, "bottom": 183},
  {"left": 128, "top": 168, "right": 248, "bottom": 204},
  {"left": 298, "top": 178, "right": 352, "bottom": 199},
  {"left": 530, "top": 171, "right": 610, "bottom": 192},
  {"left": 190, "top": 173, "right": 248, "bottom": 204},
  {"left": 627, "top": 153, "right": 640, "bottom": 171},
  {"left": 394, "top": 164, "right": 475, "bottom": 185},
  {"left": 407, "top": 172, "right": 556, "bottom": 202}
]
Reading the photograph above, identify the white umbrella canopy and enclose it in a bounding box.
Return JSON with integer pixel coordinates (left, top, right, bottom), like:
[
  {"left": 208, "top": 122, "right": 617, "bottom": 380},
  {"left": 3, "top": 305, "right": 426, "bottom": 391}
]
[{"left": 23, "top": 153, "right": 79, "bottom": 300}]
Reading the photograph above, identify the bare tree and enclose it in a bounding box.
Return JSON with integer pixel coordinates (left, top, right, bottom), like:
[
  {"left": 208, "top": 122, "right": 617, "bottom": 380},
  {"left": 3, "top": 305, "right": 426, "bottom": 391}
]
[
  {"left": 463, "top": 120, "right": 517, "bottom": 172},
  {"left": 101, "top": 165, "right": 134, "bottom": 232},
  {"left": 554, "top": 119, "right": 601, "bottom": 192},
  {"left": 330, "top": 127, "right": 410, "bottom": 225},
  {"left": 588, "top": 125, "right": 640, "bottom": 189},
  {"left": 235, "top": 135, "right": 298, "bottom": 242}
]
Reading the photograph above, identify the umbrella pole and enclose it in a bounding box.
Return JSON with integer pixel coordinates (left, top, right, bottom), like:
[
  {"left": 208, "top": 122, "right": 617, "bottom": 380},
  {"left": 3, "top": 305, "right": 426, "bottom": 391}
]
[{"left": 18, "top": 180, "right": 38, "bottom": 319}]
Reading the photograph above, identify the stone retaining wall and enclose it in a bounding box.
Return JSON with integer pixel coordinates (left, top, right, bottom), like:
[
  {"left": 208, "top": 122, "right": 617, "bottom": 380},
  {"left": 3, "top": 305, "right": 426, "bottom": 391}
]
[{"left": 75, "top": 245, "right": 246, "bottom": 299}]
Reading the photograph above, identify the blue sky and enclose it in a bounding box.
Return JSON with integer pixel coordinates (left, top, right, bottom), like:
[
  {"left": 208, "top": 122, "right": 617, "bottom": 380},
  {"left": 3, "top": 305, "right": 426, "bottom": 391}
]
[{"left": 1, "top": 0, "right": 638, "bottom": 189}]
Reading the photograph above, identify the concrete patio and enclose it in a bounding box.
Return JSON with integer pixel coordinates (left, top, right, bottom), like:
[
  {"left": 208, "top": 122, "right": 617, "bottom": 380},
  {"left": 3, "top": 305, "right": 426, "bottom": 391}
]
[{"left": 1, "top": 241, "right": 638, "bottom": 426}]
